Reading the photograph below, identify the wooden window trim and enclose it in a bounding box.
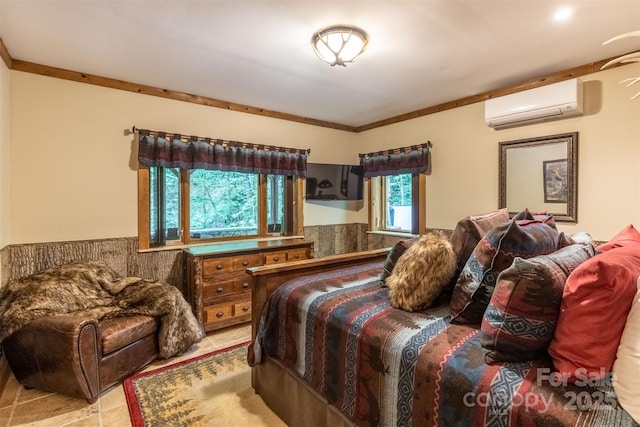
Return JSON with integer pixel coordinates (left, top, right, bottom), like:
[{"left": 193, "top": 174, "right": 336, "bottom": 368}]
[
  {"left": 367, "top": 173, "right": 425, "bottom": 235},
  {"left": 137, "top": 165, "right": 151, "bottom": 250},
  {"left": 137, "top": 166, "right": 304, "bottom": 250}
]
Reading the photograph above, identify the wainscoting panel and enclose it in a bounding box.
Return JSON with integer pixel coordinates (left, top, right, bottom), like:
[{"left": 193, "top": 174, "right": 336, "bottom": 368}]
[
  {"left": 304, "top": 223, "right": 369, "bottom": 258},
  {"left": 0, "top": 226, "right": 456, "bottom": 288},
  {"left": 0, "top": 237, "right": 183, "bottom": 291}
]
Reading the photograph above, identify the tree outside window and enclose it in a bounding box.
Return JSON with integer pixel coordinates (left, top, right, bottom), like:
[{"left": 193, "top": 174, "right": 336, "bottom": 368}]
[
  {"left": 385, "top": 174, "right": 413, "bottom": 231},
  {"left": 142, "top": 166, "right": 296, "bottom": 248}
]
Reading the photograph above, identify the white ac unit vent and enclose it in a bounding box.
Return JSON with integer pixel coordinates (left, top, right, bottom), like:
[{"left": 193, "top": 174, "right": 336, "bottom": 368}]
[{"left": 485, "top": 78, "right": 583, "bottom": 129}]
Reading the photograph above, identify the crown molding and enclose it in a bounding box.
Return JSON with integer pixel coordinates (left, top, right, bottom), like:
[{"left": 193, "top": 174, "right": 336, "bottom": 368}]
[
  {"left": 1, "top": 42, "right": 632, "bottom": 133},
  {"left": 353, "top": 56, "right": 621, "bottom": 132},
  {"left": 9, "top": 59, "right": 357, "bottom": 132},
  {"left": 0, "top": 38, "right": 12, "bottom": 69}
]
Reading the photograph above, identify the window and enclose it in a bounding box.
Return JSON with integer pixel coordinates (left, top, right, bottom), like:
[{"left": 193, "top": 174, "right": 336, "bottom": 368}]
[
  {"left": 136, "top": 129, "right": 307, "bottom": 249},
  {"left": 139, "top": 166, "right": 301, "bottom": 249},
  {"left": 149, "top": 167, "right": 181, "bottom": 244},
  {"left": 369, "top": 173, "right": 425, "bottom": 235},
  {"left": 189, "top": 169, "right": 259, "bottom": 239},
  {"left": 383, "top": 173, "right": 413, "bottom": 232},
  {"left": 359, "top": 143, "right": 430, "bottom": 235}
]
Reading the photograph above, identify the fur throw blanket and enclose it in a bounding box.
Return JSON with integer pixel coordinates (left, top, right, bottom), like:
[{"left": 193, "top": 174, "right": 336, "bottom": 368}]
[{"left": 0, "top": 261, "right": 205, "bottom": 359}]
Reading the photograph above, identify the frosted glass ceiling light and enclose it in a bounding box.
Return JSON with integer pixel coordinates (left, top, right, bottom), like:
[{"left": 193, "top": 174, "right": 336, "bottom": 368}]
[{"left": 312, "top": 25, "right": 368, "bottom": 67}]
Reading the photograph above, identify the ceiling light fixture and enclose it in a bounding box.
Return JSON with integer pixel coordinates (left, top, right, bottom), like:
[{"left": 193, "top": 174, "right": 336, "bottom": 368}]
[
  {"left": 311, "top": 25, "right": 369, "bottom": 67},
  {"left": 553, "top": 7, "right": 573, "bottom": 22}
]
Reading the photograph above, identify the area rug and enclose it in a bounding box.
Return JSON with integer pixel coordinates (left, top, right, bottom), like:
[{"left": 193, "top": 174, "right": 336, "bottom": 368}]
[{"left": 124, "top": 342, "right": 285, "bottom": 427}]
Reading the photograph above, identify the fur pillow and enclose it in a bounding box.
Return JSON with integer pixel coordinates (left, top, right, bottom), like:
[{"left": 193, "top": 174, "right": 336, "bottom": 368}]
[
  {"left": 386, "top": 232, "right": 456, "bottom": 312},
  {"left": 380, "top": 237, "right": 420, "bottom": 283}
]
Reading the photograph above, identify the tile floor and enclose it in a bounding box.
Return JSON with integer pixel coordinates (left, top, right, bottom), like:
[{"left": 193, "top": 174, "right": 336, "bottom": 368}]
[{"left": 0, "top": 324, "right": 252, "bottom": 427}]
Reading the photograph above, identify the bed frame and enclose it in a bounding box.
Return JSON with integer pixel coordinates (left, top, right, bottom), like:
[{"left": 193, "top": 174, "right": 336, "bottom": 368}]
[{"left": 247, "top": 248, "right": 390, "bottom": 427}]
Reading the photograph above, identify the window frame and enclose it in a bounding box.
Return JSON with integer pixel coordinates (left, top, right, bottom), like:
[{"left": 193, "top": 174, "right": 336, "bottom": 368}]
[
  {"left": 137, "top": 165, "right": 304, "bottom": 250},
  {"left": 368, "top": 172, "right": 426, "bottom": 235}
]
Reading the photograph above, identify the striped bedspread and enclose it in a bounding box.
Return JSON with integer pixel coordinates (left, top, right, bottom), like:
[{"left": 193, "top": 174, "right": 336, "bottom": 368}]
[{"left": 249, "top": 261, "right": 636, "bottom": 427}]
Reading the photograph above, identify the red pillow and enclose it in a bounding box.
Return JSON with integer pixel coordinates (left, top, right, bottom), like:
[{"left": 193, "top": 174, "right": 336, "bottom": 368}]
[
  {"left": 548, "top": 243, "right": 640, "bottom": 382},
  {"left": 597, "top": 224, "right": 640, "bottom": 252}
]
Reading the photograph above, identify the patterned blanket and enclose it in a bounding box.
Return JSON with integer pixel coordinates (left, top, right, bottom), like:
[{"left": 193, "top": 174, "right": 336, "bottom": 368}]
[{"left": 249, "top": 262, "right": 637, "bottom": 427}]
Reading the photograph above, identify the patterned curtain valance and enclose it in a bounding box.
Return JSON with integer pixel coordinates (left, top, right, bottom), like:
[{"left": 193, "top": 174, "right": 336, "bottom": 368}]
[
  {"left": 136, "top": 128, "right": 309, "bottom": 177},
  {"left": 359, "top": 142, "right": 431, "bottom": 179}
]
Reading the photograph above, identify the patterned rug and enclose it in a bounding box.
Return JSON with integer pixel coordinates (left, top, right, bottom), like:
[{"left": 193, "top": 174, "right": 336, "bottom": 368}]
[{"left": 124, "top": 342, "right": 285, "bottom": 427}]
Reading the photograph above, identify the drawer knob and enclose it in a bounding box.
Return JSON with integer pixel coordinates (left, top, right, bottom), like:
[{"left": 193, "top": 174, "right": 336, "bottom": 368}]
[
  {"left": 216, "top": 311, "right": 224, "bottom": 318},
  {"left": 242, "top": 260, "right": 249, "bottom": 266},
  {"left": 293, "top": 254, "right": 300, "bottom": 259},
  {"left": 242, "top": 305, "right": 250, "bottom": 312},
  {"left": 216, "top": 264, "right": 223, "bottom": 270},
  {"left": 216, "top": 287, "right": 223, "bottom": 293},
  {"left": 243, "top": 282, "right": 250, "bottom": 289},
  {"left": 273, "top": 256, "right": 280, "bottom": 262}
]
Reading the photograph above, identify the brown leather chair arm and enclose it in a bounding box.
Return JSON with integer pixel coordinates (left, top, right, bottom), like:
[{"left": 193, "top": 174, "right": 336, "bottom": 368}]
[{"left": 2, "top": 314, "right": 102, "bottom": 402}]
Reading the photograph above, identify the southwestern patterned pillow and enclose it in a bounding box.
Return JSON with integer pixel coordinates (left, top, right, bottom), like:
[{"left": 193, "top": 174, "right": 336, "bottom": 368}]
[
  {"left": 448, "top": 208, "right": 510, "bottom": 290},
  {"left": 450, "top": 209, "right": 560, "bottom": 325},
  {"left": 380, "top": 237, "right": 420, "bottom": 283},
  {"left": 482, "top": 243, "right": 596, "bottom": 364}
]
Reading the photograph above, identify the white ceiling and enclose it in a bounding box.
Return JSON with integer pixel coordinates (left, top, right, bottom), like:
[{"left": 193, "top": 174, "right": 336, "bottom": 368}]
[{"left": 1, "top": 1, "right": 639, "bottom": 128}]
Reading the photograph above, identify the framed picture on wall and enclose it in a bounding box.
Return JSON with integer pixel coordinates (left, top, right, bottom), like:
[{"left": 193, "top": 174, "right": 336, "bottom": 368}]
[{"left": 543, "top": 159, "right": 568, "bottom": 203}]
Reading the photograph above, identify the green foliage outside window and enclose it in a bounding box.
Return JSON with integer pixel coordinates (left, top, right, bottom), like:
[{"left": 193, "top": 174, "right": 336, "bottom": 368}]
[
  {"left": 386, "top": 174, "right": 412, "bottom": 206},
  {"left": 149, "top": 167, "right": 284, "bottom": 244},
  {"left": 190, "top": 170, "right": 258, "bottom": 236},
  {"left": 385, "top": 173, "right": 412, "bottom": 231}
]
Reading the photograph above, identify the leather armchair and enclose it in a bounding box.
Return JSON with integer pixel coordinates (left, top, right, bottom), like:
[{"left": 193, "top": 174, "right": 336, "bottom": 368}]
[{"left": 2, "top": 313, "right": 159, "bottom": 403}]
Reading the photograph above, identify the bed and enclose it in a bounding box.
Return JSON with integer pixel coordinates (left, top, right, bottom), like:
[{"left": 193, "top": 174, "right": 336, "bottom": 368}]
[{"left": 247, "top": 247, "right": 636, "bottom": 427}]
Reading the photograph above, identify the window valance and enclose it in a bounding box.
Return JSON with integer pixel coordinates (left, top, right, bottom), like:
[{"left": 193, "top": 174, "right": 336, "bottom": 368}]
[
  {"left": 359, "top": 142, "right": 431, "bottom": 178},
  {"left": 136, "top": 128, "right": 309, "bottom": 177}
]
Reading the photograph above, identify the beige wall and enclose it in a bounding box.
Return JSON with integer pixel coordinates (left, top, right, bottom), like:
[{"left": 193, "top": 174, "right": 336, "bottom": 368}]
[
  {"left": 0, "top": 59, "right": 9, "bottom": 253},
  {"left": 363, "top": 63, "right": 640, "bottom": 241},
  {"left": 5, "top": 63, "right": 640, "bottom": 245},
  {"left": 8, "top": 71, "right": 364, "bottom": 244}
]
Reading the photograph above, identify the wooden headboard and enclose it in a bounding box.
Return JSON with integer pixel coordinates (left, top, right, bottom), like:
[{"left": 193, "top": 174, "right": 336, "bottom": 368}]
[{"left": 247, "top": 248, "right": 390, "bottom": 340}]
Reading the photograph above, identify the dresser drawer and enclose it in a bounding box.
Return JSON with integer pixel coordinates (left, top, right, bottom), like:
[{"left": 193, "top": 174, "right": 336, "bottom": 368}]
[
  {"left": 202, "top": 253, "right": 261, "bottom": 276},
  {"left": 263, "top": 250, "right": 288, "bottom": 265},
  {"left": 203, "top": 299, "right": 252, "bottom": 328},
  {"left": 184, "top": 239, "right": 314, "bottom": 332},
  {"left": 287, "top": 248, "right": 309, "bottom": 262},
  {"left": 263, "top": 248, "right": 309, "bottom": 265},
  {"left": 202, "top": 275, "right": 251, "bottom": 302},
  {"left": 233, "top": 300, "right": 252, "bottom": 316},
  {"left": 204, "top": 304, "right": 232, "bottom": 326}
]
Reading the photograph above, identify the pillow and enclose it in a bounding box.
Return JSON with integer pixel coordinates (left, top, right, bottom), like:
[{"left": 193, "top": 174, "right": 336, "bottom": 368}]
[
  {"left": 380, "top": 237, "right": 420, "bottom": 283},
  {"left": 481, "top": 243, "right": 596, "bottom": 364},
  {"left": 450, "top": 209, "right": 560, "bottom": 324},
  {"left": 569, "top": 231, "right": 595, "bottom": 246},
  {"left": 386, "top": 231, "right": 456, "bottom": 312},
  {"left": 597, "top": 224, "right": 640, "bottom": 252},
  {"left": 555, "top": 231, "right": 594, "bottom": 250},
  {"left": 548, "top": 242, "right": 640, "bottom": 382},
  {"left": 448, "top": 208, "right": 510, "bottom": 288},
  {"left": 612, "top": 277, "right": 640, "bottom": 424}
]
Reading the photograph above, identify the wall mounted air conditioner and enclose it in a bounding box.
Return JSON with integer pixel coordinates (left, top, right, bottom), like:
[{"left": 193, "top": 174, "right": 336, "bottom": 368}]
[{"left": 485, "top": 78, "right": 583, "bottom": 129}]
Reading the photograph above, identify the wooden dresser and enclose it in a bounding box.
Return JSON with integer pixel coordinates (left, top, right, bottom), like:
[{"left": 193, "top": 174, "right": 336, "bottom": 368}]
[{"left": 184, "top": 238, "right": 314, "bottom": 332}]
